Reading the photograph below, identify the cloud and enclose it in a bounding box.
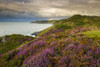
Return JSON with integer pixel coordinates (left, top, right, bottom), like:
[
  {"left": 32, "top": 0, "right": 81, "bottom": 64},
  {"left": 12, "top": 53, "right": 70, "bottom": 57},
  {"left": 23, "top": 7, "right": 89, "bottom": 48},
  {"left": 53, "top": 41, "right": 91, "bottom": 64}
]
[{"left": 0, "top": 0, "right": 100, "bottom": 18}]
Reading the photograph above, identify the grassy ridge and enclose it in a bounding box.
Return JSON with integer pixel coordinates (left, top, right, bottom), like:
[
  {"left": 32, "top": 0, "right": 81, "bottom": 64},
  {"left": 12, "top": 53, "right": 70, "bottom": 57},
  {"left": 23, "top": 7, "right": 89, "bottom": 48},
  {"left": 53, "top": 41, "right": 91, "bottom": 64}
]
[
  {"left": 33, "top": 20, "right": 58, "bottom": 24},
  {"left": 0, "top": 15, "right": 100, "bottom": 67}
]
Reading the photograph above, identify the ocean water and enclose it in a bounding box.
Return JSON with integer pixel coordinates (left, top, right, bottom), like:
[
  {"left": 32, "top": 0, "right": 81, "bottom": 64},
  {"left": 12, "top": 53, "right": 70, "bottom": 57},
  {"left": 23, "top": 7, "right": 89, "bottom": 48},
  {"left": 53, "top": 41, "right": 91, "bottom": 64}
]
[{"left": 0, "top": 22, "right": 53, "bottom": 37}]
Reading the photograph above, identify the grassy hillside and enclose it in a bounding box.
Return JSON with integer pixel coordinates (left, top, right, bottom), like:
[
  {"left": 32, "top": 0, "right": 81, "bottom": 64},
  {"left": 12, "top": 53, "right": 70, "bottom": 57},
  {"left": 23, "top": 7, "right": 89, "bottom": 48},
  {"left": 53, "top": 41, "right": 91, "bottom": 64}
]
[
  {"left": 32, "top": 20, "right": 58, "bottom": 24},
  {"left": 0, "top": 15, "right": 100, "bottom": 67},
  {"left": 0, "top": 34, "right": 34, "bottom": 55}
]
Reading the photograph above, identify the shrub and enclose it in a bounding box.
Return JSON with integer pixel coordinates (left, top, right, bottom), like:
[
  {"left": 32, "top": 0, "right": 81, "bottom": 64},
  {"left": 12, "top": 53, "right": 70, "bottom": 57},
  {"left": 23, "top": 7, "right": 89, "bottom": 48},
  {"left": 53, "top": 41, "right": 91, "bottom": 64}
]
[{"left": 55, "top": 23, "right": 72, "bottom": 29}]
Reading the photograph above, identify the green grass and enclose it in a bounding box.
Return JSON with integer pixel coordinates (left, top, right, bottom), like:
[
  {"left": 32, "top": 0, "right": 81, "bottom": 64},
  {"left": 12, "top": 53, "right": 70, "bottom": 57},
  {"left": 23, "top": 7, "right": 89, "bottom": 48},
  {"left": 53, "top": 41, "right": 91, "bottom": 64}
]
[
  {"left": 0, "top": 34, "right": 34, "bottom": 54},
  {"left": 37, "top": 26, "right": 54, "bottom": 37},
  {"left": 55, "top": 23, "right": 72, "bottom": 29},
  {"left": 0, "top": 15, "right": 100, "bottom": 67},
  {"left": 83, "top": 29, "right": 100, "bottom": 38}
]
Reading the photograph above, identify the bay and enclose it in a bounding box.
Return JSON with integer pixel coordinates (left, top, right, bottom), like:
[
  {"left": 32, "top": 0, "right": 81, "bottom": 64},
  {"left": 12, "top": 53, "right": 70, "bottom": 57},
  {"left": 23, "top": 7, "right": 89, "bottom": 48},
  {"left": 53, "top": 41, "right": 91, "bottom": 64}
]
[{"left": 0, "top": 22, "right": 53, "bottom": 36}]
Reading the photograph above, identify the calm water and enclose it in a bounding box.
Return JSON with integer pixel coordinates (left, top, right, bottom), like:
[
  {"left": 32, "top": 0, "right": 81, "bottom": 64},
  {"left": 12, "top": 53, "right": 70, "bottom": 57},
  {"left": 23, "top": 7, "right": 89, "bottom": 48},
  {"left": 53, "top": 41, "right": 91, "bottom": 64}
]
[{"left": 0, "top": 22, "right": 53, "bottom": 36}]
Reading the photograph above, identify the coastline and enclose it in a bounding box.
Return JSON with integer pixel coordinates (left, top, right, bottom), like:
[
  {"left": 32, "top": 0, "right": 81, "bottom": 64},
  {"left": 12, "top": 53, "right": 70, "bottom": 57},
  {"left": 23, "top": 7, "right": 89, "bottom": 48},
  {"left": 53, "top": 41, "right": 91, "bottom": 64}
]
[
  {"left": 0, "top": 22, "right": 53, "bottom": 37},
  {"left": 26, "top": 31, "right": 40, "bottom": 37},
  {"left": 0, "top": 15, "right": 100, "bottom": 67}
]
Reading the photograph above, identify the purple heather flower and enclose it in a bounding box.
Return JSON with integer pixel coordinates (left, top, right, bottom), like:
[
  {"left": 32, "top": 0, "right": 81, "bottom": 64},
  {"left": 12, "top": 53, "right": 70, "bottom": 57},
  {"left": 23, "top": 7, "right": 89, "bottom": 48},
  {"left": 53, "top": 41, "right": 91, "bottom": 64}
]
[
  {"left": 86, "top": 56, "right": 93, "bottom": 60},
  {"left": 52, "top": 28, "right": 64, "bottom": 33},
  {"left": 61, "top": 56, "right": 70, "bottom": 62},
  {"left": 65, "top": 38, "right": 71, "bottom": 42},
  {"left": 50, "top": 41, "right": 57, "bottom": 45},
  {"left": 22, "top": 51, "right": 51, "bottom": 67},
  {"left": 24, "top": 37, "right": 27, "bottom": 40},
  {"left": 70, "top": 31, "right": 75, "bottom": 35},
  {"left": 0, "top": 54, "right": 4, "bottom": 58},
  {"left": 17, "top": 49, "right": 27, "bottom": 57},
  {"left": 80, "top": 28, "right": 90, "bottom": 32},
  {"left": 30, "top": 40, "right": 47, "bottom": 48},
  {"left": 42, "top": 47, "right": 55, "bottom": 56},
  {"left": 95, "top": 47, "right": 100, "bottom": 55},
  {"left": 22, "top": 47, "right": 56, "bottom": 67},
  {"left": 77, "top": 44, "right": 84, "bottom": 49},
  {"left": 29, "top": 48, "right": 35, "bottom": 55},
  {"left": 77, "top": 26, "right": 82, "bottom": 29},
  {"left": 38, "top": 40, "right": 47, "bottom": 46},
  {"left": 28, "top": 38, "right": 32, "bottom": 41},
  {"left": 97, "top": 60, "right": 100, "bottom": 66},
  {"left": 22, "top": 55, "right": 33, "bottom": 65},
  {"left": 67, "top": 44, "right": 76, "bottom": 49}
]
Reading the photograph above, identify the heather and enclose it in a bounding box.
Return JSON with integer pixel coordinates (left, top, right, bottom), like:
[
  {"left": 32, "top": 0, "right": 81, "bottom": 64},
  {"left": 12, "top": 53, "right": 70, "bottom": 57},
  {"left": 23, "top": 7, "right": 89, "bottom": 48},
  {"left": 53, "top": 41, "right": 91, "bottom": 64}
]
[
  {"left": 0, "top": 15, "right": 100, "bottom": 67},
  {"left": 0, "top": 34, "right": 34, "bottom": 54}
]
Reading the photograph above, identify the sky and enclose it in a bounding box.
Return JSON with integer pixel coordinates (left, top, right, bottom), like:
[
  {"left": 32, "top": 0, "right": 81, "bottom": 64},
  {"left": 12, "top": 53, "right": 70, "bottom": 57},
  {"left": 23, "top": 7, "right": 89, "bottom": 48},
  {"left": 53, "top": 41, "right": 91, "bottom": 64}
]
[{"left": 0, "top": 0, "right": 100, "bottom": 20}]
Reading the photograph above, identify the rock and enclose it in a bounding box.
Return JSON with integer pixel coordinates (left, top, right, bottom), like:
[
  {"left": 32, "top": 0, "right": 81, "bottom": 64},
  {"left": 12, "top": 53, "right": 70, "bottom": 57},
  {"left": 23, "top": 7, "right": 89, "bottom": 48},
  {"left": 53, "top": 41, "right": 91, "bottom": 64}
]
[
  {"left": 2, "top": 38, "right": 6, "bottom": 43},
  {"left": 31, "top": 32, "right": 40, "bottom": 36}
]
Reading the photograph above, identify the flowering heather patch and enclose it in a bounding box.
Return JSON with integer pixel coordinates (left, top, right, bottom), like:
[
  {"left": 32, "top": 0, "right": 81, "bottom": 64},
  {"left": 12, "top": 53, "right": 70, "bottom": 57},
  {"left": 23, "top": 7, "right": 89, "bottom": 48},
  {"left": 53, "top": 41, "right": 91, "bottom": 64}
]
[
  {"left": 23, "top": 48, "right": 55, "bottom": 67},
  {"left": 23, "top": 53, "right": 50, "bottom": 67},
  {"left": 50, "top": 41, "right": 58, "bottom": 46},
  {"left": 60, "top": 56, "right": 70, "bottom": 66},
  {"left": 0, "top": 15, "right": 100, "bottom": 67},
  {"left": 31, "top": 40, "right": 47, "bottom": 47},
  {"left": 42, "top": 47, "right": 55, "bottom": 56},
  {"left": 17, "top": 49, "right": 27, "bottom": 57},
  {"left": 67, "top": 44, "right": 76, "bottom": 49}
]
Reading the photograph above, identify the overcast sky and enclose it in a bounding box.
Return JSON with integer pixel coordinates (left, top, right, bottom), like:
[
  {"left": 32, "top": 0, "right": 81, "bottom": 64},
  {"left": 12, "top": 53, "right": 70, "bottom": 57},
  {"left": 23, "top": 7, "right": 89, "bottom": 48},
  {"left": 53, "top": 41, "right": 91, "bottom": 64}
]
[{"left": 0, "top": 0, "right": 100, "bottom": 18}]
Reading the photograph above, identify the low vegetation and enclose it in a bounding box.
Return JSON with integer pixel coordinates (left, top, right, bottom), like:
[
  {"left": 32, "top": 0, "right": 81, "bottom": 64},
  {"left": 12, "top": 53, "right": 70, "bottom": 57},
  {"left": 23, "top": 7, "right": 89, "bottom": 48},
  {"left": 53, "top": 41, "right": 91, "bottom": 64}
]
[
  {"left": 83, "top": 29, "right": 100, "bottom": 38},
  {"left": 0, "top": 15, "right": 100, "bottom": 67},
  {"left": 0, "top": 34, "right": 34, "bottom": 54},
  {"left": 33, "top": 20, "right": 58, "bottom": 24}
]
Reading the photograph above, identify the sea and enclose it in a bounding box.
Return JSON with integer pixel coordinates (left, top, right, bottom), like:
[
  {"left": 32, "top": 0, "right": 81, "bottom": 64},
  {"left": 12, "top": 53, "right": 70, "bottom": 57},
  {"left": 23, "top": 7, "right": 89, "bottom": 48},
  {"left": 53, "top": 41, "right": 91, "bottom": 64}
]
[{"left": 0, "top": 22, "right": 53, "bottom": 37}]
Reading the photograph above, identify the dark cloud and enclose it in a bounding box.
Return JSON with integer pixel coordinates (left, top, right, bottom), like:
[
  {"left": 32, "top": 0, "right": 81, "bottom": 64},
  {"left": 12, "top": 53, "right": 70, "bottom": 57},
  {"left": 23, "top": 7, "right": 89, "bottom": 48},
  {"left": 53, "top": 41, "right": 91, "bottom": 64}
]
[
  {"left": 0, "top": 0, "right": 31, "bottom": 3},
  {"left": 0, "top": 0, "right": 100, "bottom": 18}
]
